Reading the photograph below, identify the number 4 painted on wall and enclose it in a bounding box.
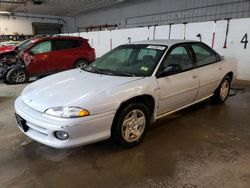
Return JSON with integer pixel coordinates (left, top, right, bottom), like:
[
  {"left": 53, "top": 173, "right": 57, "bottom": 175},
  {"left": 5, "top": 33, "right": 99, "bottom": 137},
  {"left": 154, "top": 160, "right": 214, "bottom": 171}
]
[{"left": 241, "top": 33, "right": 248, "bottom": 49}]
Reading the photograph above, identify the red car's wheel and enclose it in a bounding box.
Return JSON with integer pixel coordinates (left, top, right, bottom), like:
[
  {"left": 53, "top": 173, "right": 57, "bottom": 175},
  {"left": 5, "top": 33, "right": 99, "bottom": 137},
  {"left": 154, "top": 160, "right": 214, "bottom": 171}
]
[
  {"left": 74, "top": 60, "right": 89, "bottom": 69},
  {"left": 5, "top": 67, "right": 29, "bottom": 84}
]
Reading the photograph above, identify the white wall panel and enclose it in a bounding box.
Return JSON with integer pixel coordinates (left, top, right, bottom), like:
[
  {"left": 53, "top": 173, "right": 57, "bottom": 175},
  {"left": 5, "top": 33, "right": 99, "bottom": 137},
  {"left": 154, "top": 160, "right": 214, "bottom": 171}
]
[
  {"left": 151, "top": 25, "right": 170, "bottom": 40},
  {"left": 213, "top": 20, "right": 227, "bottom": 52},
  {"left": 71, "top": 33, "right": 80, "bottom": 37},
  {"left": 186, "top": 21, "right": 214, "bottom": 46},
  {"left": 111, "top": 27, "right": 149, "bottom": 49},
  {"left": 79, "top": 32, "right": 89, "bottom": 39},
  {"left": 83, "top": 32, "right": 99, "bottom": 51},
  {"left": 218, "top": 18, "right": 250, "bottom": 80},
  {"left": 97, "top": 31, "right": 112, "bottom": 57},
  {"left": 79, "top": 31, "right": 111, "bottom": 57},
  {"left": 170, "top": 24, "right": 185, "bottom": 39}
]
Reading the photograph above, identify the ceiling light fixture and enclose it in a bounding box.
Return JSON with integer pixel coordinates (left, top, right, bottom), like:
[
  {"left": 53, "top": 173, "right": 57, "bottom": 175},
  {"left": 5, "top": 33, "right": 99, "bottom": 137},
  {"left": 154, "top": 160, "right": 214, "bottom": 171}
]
[
  {"left": 0, "top": 11, "right": 11, "bottom": 15},
  {"left": 32, "top": 0, "right": 43, "bottom": 5}
]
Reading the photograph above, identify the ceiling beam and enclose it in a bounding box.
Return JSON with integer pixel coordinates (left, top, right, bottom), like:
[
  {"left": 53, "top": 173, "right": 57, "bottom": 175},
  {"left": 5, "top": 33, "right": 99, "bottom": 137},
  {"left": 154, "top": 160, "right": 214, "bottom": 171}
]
[{"left": 0, "top": 0, "right": 25, "bottom": 4}]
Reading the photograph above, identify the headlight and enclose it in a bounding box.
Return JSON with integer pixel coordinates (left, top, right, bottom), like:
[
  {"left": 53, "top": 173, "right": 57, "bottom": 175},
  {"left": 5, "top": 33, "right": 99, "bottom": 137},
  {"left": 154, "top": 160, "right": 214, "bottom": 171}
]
[{"left": 45, "top": 107, "right": 90, "bottom": 118}]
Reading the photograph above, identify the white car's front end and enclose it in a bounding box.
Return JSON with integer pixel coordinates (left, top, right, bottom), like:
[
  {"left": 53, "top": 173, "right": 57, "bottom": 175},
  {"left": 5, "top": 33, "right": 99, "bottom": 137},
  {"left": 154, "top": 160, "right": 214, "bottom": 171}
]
[
  {"left": 14, "top": 69, "right": 144, "bottom": 148},
  {"left": 15, "top": 97, "right": 114, "bottom": 148}
]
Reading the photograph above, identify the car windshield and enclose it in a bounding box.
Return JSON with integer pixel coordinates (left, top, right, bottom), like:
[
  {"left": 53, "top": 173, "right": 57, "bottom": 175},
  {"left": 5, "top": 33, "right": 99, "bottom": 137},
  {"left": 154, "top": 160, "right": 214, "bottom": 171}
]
[
  {"left": 17, "top": 38, "right": 36, "bottom": 51},
  {"left": 84, "top": 44, "right": 167, "bottom": 77}
]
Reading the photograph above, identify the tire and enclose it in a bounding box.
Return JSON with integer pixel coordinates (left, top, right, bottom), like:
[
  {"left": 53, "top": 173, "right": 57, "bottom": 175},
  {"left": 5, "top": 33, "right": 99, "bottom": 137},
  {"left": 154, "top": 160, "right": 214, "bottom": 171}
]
[
  {"left": 111, "top": 102, "right": 150, "bottom": 148},
  {"left": 74, "top": 59, "right": 89, "bottom": 69},
  {"left": 5, "top": 67, "right": 29, "bottom": 84},
  {"left": 212, "top": 76, "right": 231, "bottom": 104}
]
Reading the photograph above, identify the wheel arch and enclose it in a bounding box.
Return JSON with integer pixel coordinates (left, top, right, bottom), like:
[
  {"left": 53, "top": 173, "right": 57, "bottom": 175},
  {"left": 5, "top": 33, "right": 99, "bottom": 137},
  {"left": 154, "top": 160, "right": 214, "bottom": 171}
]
[
  {"left": 225, "top": 71, "right": 233, "bottom": 81},
  {"left": 111, "top": 94, "right": 155, "bottom": 130}
]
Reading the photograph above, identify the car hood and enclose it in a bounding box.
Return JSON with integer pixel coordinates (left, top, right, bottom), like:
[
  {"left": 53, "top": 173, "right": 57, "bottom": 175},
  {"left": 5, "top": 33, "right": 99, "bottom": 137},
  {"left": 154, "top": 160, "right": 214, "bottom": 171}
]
[
  {"left": 0, "top": 45, "right": 16, "bottom": 54},
  {"left": 21, "top": 69, "right": 143, "bottom": 113}
]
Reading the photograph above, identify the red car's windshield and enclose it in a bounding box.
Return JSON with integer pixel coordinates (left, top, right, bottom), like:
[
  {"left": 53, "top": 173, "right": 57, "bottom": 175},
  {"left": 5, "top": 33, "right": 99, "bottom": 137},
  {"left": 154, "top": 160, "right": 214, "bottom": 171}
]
[{"left": 17, "top": 38, "right": 37, "bottom": 51}]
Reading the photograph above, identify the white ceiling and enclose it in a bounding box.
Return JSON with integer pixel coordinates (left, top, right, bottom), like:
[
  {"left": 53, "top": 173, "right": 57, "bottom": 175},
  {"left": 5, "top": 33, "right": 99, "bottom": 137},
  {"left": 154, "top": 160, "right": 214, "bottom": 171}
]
[{"left": 0, "top": 0, "right": 128, "bottom": 16}]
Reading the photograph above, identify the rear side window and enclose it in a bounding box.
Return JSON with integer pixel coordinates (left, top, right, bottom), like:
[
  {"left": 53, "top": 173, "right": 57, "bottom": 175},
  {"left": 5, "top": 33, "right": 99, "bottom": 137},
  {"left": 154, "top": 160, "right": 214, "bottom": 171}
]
[
  {"left": 191, "top": 43, "right": 218, "bottom": 66},
  {"left": 53, "top": 40, "right": 82, "bottom": 51}
]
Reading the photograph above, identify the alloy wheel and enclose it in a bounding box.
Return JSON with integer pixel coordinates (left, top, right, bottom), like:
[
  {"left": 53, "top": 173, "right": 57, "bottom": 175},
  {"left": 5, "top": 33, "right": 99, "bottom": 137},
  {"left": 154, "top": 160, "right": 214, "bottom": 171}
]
[
  {"left": 10, "top": 70, "right": 26, "bottom": 83},
  {"left": 220, "top": 79, "right": 230, "bottom": 101},
  {"left": 121, "top": 109, "right": 146, "bottom": 143}
]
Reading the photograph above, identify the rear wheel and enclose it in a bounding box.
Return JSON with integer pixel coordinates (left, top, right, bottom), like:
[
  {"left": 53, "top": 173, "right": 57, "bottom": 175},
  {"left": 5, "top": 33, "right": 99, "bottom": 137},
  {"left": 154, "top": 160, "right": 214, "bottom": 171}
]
[
  {"left": 212, "top": 76, "right": 231, "bottom": 104},
  {"left": 5, "top": 67, "right": 29, "bottom": 84},
  {"left": 112, "top": 102, "right": 150, "bottom": 148},
  {"left": 74, "top": 60, "right": 89, "bottom": 69}
]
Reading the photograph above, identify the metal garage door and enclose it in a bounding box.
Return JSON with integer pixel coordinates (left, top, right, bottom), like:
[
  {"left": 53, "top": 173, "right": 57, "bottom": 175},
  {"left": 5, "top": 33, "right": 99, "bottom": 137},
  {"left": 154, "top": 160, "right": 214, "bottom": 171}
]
[{"left": 32, "top": 22, "right": 62, "bottom": 35}]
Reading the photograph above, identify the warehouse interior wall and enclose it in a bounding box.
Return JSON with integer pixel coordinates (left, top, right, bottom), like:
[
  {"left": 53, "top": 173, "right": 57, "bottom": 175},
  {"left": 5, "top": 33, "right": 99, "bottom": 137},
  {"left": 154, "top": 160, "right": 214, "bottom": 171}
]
[
  {"left": 76, "top": 0, "right": 250, "bottom": 30},
  {"left": 73, "top": 0, "right": 250, "bottom": 81},
  {"left": 65, "top": 17, "right": 250, "bottom": 81},
  {"left": 0, "top": 13, "right": 76, "bottom": 35}
]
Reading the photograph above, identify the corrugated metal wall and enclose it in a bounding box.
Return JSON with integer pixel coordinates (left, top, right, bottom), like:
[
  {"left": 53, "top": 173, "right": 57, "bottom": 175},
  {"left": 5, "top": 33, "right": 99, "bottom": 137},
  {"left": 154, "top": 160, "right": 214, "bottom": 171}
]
[{"left": 76, "top": 0, "right": 250, "bottom": 31}]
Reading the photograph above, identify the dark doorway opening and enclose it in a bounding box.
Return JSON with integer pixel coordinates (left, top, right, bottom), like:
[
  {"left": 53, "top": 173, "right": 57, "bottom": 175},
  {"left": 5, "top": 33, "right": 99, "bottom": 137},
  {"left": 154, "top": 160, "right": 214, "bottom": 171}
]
[{"left": 32, "top": 22, "right": 62, "bottom": 35}]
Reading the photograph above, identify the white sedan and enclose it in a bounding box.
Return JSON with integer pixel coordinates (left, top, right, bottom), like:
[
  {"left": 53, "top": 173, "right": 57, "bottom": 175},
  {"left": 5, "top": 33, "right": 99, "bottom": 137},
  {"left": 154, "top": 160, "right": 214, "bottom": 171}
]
[{"left": 15, "top": 40, "right": 237, "bottom": 148}]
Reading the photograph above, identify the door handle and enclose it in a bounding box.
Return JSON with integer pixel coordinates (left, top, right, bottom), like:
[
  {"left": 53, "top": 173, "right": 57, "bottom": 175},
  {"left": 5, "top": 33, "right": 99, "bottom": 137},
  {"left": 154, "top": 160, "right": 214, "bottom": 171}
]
[{"left": 192, "top": 75, "right": 198, "bottom": 79}]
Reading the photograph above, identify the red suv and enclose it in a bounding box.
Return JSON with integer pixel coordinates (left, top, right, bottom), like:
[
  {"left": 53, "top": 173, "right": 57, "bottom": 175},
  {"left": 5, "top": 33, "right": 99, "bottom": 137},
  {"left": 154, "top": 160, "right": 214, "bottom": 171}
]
[{"left": 3, "top": 36, "right": 95, "bottom": 84}]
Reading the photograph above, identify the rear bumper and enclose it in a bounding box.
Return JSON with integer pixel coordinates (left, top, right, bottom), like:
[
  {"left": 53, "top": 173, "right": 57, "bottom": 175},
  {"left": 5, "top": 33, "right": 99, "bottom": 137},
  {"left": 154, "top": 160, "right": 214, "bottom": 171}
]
[{"left": 14, "top": 96, "right": 115, "bottom": 149}]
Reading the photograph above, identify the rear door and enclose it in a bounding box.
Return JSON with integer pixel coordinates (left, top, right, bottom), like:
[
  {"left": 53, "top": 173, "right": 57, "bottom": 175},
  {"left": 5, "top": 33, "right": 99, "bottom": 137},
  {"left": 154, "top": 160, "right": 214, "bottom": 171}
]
[
  {"left": 50, "top": 39, "right": 82, "bottom": 71},
  {"left": 26, "top": 40, "right": 52, "bottom": 75},
  {"left": 190, "top": 43, "right": 222, "bottom": 101},
  {"left": 156, "top": 44, "right": 199, "bottom": 115}
]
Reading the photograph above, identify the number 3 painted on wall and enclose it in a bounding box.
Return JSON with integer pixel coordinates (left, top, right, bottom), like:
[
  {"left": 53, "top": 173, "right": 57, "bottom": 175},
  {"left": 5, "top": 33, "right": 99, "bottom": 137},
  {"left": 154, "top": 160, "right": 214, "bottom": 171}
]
[{"left": 241, "top": 33, "right": 248, "bottom": 49}]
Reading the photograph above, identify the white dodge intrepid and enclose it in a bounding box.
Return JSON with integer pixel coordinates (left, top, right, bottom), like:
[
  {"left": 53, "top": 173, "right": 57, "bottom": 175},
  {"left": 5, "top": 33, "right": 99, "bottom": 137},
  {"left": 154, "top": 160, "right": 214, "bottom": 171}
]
[{"left": 15, "top": 40, "right": 237, "bottom": 148}]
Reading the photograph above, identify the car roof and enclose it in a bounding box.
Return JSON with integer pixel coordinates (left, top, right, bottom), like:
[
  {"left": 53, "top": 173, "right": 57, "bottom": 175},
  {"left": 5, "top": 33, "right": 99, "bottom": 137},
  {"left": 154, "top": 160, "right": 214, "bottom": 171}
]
[
  {"left": 34, "top": 35, "right": 86, "bottom": 42},
  {"left": 130, "top": 39, "right": 199, "bottom": 47}
]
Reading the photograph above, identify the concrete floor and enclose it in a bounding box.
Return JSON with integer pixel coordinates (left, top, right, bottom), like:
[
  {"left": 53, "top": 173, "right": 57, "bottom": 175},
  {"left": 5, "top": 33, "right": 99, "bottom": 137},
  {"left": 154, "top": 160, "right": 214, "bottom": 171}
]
[{"left": 0, "top": 80, "right": 250, "bottom": 188}]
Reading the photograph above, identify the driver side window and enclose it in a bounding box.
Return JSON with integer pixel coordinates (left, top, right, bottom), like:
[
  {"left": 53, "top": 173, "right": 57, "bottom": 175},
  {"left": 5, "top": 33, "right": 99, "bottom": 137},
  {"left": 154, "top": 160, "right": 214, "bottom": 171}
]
[
  {"left": 30, "top": 41, "right": 52, "bottom": 55},
  {"left": 162, "top": 46, "right": 193, "bottom": 71},
  {"left": 160, "top": 45, "right": 193, "bottom": 76}
]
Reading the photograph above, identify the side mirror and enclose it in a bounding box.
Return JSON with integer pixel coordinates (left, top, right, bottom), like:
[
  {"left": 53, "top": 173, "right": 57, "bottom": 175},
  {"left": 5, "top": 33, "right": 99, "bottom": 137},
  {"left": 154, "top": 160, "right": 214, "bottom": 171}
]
[{"left": 159, "top": 64, "right": 182, "bottom": 77}]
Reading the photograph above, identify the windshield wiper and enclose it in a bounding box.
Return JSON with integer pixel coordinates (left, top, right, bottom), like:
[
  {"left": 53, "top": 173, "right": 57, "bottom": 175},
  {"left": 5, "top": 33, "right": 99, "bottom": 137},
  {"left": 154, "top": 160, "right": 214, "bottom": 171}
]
[
  {"left": 98, "top": 68, "right": 117, "bottom": 75},
  {"left": 97, "top": 69, "right": 135, "bottom": 77},
  {"left": 82, "top": 67, "right": 102, "bottom": 74},
  {"left": 115, "top": 71, "right": 135, "bottom": 77},
  {"left": 83, "top": 67, "right": 135, "bottom": 77}
]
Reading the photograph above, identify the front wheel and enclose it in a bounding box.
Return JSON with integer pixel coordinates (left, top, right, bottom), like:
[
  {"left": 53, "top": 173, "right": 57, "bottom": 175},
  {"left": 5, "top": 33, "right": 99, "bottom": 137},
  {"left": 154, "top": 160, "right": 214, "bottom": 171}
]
[
  {"left": 5, "top": 67, "right": 29, "bottom": 84},
  {"left": 111, "top": 102, "right": 150, "bottom": 148},
  {"left": 74, "top": 60, "right": 89, "bottom": 69},
  {"left": 212, "top": 76, "right": 231, "bottom": 104}
]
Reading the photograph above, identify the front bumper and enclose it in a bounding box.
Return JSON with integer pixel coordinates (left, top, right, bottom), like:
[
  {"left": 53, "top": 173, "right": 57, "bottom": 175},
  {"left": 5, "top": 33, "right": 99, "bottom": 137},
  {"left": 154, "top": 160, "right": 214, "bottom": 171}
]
[
  {"left": 14, "top": 96, "right": 115, "bottom": 148},
  {"left": 0, "top": 66, "right": 6, "bottom": 79}
]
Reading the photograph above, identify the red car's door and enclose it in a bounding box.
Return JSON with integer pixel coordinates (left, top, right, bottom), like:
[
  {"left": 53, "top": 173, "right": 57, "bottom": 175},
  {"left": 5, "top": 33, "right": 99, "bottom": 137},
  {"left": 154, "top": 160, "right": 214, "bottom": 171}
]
[
  {"left": 25, "top": 40, "right": 53, "bottom": 76},
  {"left": 50, "top": 39, "right": 82, "bottom": 71}
]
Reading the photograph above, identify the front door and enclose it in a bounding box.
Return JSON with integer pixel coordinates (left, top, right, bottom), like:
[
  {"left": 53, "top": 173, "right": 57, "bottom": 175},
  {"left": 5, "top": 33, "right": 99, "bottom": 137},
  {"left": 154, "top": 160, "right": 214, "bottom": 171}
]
[
  {"left": 26, "top": 40, "right": 52, "bottom": 75},
  {"left": 156, "top": 44, "right": 199, "bottom": 115}
]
